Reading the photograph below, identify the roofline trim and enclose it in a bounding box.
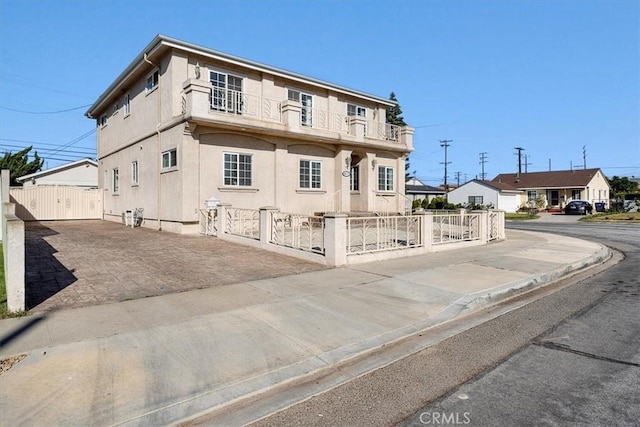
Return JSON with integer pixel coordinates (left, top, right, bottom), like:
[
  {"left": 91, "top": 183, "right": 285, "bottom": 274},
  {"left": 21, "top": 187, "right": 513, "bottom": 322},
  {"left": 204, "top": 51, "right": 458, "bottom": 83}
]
[{"left": 86, "top": 35, "right": 395, "bottom": 117}]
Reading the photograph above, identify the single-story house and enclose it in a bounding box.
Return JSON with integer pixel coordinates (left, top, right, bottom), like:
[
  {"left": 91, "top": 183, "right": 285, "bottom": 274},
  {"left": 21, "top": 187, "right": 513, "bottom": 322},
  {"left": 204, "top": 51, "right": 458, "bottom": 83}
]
[
  {"left": 446, "top": 180, "right": 523, "bottom": 212},
  {"left": 492, "top": 168, "right": 611, "bottom": 210},
  {"left": 405, "top": 177, "right": 446, "bottom": 203},
  {"left": 16, "top": 158, "right": 98, "bottom": 188}
]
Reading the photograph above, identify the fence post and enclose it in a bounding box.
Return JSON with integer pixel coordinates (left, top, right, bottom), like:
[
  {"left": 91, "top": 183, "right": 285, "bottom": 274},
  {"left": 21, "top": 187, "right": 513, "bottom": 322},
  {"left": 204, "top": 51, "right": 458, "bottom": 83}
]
[
  {"left": 215, "top": 203, "right": 231, "bottom": 237},
  {"left": 414, "top": 209, "right": 434, "bottom": 252},
  {"left": 3, "top": 202, "right": 25, "bottom": 312},
  {"left": 472, "top": 210, "right": 488, "bottom": 243},
  {"left": 259, "top": 206, "right": 279, "bottom": 244},
  {"left": 323, "top": 213, "right": 347, "bottom": 266}
]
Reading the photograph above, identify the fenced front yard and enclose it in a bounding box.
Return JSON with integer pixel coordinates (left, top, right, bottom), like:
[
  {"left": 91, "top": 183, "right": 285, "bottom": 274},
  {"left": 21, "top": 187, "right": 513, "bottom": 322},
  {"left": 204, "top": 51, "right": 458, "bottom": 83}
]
[{"left": 201, "top": 205, "right": 505, "bottom": 267}]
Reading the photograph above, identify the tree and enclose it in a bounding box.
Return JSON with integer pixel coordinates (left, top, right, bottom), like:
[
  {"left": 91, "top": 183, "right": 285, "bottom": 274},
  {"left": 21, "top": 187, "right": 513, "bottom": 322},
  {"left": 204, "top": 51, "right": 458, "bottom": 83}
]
[
  {"left": 609, "top": 176, "right": 638, "bottom": 198},
  {"left": 386, "top": 92, "right": 411, "bottom": 181},
  {"left": 0, "top": 146, "right": 44, "bottom": 186}
]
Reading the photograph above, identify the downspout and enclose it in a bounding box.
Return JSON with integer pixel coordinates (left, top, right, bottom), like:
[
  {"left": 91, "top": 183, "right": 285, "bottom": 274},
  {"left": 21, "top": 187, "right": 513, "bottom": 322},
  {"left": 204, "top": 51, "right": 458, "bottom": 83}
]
[{"left": 144, "top": 52, "right": 163, "bottom": 231}]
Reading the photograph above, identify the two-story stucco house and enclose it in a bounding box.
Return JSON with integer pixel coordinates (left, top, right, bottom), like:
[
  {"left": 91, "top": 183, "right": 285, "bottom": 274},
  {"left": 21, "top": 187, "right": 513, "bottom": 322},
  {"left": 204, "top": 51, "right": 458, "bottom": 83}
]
[{"left": 86, "top": 35, "right": 414, "bottom": 233}]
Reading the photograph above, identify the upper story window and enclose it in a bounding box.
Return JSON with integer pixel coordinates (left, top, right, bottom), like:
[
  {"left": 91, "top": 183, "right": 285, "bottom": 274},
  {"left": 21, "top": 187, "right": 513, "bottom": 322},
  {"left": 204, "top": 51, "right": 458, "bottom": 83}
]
[
  {"left": 300, "top": 159, "right": 321, "bottom": 189},
  {"left": 378, "top": 166, "right": 394, "bottom": 192},
  {"left": 288, "top": 89, "right": 313, "bottom": 127},
  {"left": 146, "top": 70, "right": 159, "bottom": 92},
  {"left": 124, "top": 94, "right": 131, "bottom": 116},
  {"left": 223, "top": 152, "right": 252, "bottom": 186},
  {"left": 99, "top": 114, "right": 108, "bottom": 128},
  {"left": 210, "top": 71, "right": 243, "bottom": 114},
  {"left": 161, "top": 148, "right": 177, "bottom": 171},
  {"left": 131, "top": 160, "right": 139, "bottom": 185},
  {"left": 347, "top": 104, "right": 366, "bottom": 118}
]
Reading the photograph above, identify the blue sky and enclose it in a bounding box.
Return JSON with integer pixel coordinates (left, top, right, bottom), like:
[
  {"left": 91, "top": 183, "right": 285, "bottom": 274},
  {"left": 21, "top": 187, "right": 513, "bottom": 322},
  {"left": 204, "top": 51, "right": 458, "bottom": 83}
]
[{"left": 1, "top": 0, "right": 638, "bottom": 184}]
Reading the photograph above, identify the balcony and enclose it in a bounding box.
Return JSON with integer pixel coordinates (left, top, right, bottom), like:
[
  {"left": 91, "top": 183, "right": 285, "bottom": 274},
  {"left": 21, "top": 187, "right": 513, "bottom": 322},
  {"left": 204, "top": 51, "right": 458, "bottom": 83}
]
[{"left": 182, "top": 79, "right": 412, "bottom": 149}]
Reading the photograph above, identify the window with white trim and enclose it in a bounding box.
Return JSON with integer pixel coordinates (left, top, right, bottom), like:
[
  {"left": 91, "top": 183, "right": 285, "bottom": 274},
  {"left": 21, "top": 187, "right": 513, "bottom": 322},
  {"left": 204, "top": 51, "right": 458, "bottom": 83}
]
[
  {"left": 210, "top": 71, "right": 243, "bottom": 114},
  {"left": 99, "top": 115, "right": 107, "bottom": 128},
  {"left": 468, "top": 196, "right": 483, "bottom": 205},
  {"left": 112, "top": 168, "right": 119, "bottom": 194},
  {"left": 300, "top": 159, "right": 321, "bottom": 189},
  {"left": 131, "top": 161, "right": 139, "bottom": 185},
  {"left": 350, "top": 166, "right": 359, "bottom": 192},
  {"left": 347, "top": 104, "right": 366, "bottom": 118},
  {"left": 146, "top": 70, "right": 159, "bottom": 92},
  {"left": 571, "top": 189, "right": 581, "bottom": 200},
  {"left": 124, "top": 94, "right": 131, "bottom": 116},
  {"left": 288, "top": 89, "right": 313, "bottom": 126},
  {"left": 527, "top": 190, "right": 537, "bottom": 201},
  {"left": 223, "top": 152, "right": 252, "bottom": 186},
  {"left": 161, "top": 149, "right": 177, "bottom": 170},
  {"left": 378, "top": 166, "right": 394, "bottom": 192}
]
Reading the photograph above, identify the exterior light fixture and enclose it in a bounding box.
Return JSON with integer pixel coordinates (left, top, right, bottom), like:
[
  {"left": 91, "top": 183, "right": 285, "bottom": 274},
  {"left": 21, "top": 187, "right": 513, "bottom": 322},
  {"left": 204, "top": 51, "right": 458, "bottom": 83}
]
[
  {"left": 195, "top": 62, "right": 201, "bottom": 79},
  {"left": 371, "top": 159, "right": 377, "bottom": 169}
]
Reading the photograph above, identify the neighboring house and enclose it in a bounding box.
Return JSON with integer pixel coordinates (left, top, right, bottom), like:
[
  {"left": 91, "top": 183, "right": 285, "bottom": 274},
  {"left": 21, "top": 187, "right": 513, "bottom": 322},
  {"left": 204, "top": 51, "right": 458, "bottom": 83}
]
[
  {"left": 86, "top": 35, "right": 414, "bottom": 234},
  {"left": 16, "top": 158, "right": 98, "bottom": 188},
  {"left": 405, "top": 177, "right": 446, "bottom": 202},
  {"left": 447, "top": 180, "right": 523, "bottom": 212},
  {"left": 492, "top": 168, "right": 610, "bottom": 210}
]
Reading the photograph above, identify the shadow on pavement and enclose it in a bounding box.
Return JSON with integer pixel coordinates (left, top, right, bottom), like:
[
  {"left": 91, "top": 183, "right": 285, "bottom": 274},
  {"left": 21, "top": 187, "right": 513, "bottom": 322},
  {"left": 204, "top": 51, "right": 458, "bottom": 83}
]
[
  {"left": 0, "top": 314, "right": 46, "bottom": 348},
  {"left": 25, "top": 223, "right": 77, "bottom": 310}
]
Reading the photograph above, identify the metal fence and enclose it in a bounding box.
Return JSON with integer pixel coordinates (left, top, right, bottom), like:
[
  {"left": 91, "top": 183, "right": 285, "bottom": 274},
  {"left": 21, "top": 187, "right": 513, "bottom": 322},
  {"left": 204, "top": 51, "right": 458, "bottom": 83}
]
[
  {"left": 488, "top": 210, "right": 504, "bottom": 241},
  {"left": 432, "top": 212, "right": 481, "bottom": 244},
  {"left": 347, "top": 215, "right": 422, "bottom": 254},
  {"left": 270, "top": 212, "right": 325, "bottom": 254},
  {"left": 199, "top": 209, "right": 217, "bottom": 236},
  {"left": 225, "top": 207, "right": 260, "bottom": 240}
]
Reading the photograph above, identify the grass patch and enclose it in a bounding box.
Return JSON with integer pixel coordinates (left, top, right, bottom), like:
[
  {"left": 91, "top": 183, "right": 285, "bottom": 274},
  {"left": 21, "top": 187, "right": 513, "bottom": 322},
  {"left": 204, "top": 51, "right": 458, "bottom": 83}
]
[
  {"left": 580, "top": 212, "right": 640, "bottom": 223},
  {"left": 0, "top": 243, "right": 6, "bottom": 317},
  {"left": 505, "top": 213, "right": 539, "bottom": 220}
]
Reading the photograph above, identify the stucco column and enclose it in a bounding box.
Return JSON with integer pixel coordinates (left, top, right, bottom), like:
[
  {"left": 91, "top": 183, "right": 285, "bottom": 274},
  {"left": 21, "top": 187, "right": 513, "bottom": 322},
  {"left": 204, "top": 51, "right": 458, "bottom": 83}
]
[
  {"left": 364, "top": 153, "right": 377, "bottom": 212},
  {"left": 349, "top": 117, "right": 367, "bottom": 139},
  {"left": 415, "top": 210, "right": 434, "bottom": 252},
  {"left": 281, "top": 100, "right": 301, "bottom": 128},
  {"left": 472, "top": 210, "right": 488, "bottom": 243},
  {"left": 400, "top": 126, "right": 415, "bottom": 151},
  {"left": 3, "top": 202, "right": 25, "bottom": 312},
  {"left": 215, "top": 203, "right": 231, "bottom": 237},
  {"left": 182, "top": 79, "right": 212, "bottom": 117},
  {"left": 274, "top": 142, "right": 287, "bottom": 209},
  {"left": 323, "top": 213, "right": 347, "bottom": 266},
  {"left": 335, "top": 148, "right": 352, "bottom": 213}
]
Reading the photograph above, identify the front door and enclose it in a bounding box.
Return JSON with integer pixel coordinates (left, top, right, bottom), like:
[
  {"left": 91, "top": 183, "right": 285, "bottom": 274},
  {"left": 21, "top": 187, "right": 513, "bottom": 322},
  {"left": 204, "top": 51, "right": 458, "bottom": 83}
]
[{"left": 550, "top": 190, "right": 559, "bottom": 206}]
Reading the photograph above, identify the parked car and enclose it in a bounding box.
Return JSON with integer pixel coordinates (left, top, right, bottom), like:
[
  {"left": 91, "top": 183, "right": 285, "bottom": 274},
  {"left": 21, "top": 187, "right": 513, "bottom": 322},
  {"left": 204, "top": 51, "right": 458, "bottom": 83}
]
[{"left": 564, "top": 200, "right": 593, "bottom": 215}]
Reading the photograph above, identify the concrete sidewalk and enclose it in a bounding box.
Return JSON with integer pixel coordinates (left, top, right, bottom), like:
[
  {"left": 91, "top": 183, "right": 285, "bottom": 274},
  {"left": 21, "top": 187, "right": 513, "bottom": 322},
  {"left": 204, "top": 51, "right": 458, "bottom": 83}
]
[{"left": 0, "top": 230, "right": 610, "bottom": 426}]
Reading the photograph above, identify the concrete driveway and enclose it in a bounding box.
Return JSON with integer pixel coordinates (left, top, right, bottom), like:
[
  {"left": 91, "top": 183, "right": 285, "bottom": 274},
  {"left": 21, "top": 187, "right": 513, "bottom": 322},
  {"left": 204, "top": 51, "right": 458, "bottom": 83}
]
[{"left": 25, "top": 220, "right": 327, "bottom": 312}]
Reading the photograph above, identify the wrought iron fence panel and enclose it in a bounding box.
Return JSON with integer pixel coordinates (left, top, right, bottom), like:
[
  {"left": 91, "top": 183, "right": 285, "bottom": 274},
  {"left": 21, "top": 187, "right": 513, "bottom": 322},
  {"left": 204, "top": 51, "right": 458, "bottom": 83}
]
[
  {"left": 271, "top": 212, "right": 325, "bottom": 254},
  {"left": 347, "top": 215, "right": 421, "bottom": 255},
  {"left": 226, "top": 207, "right": 260, "bottom": 240},
  {"left": 432, "top": 213, "right": 481, "bottom": 244}
]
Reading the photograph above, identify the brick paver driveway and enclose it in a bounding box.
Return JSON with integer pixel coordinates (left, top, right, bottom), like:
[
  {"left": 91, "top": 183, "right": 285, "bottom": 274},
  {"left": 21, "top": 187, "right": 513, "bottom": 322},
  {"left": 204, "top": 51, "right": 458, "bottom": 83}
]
[{"left": 25, "top": 220, "right": 327, "bottom": 312}]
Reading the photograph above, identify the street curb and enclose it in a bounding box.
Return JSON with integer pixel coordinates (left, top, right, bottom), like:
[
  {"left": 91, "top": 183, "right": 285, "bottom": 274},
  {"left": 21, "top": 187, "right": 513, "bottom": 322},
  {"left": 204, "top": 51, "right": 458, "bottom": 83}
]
[{"left": 175, "top": 239, "right": 612, "bottom": 426}]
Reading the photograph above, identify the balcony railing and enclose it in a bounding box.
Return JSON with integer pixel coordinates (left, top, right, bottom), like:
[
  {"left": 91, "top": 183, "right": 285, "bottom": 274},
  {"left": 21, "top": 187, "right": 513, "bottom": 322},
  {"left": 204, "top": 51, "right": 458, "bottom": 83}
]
[
  {"left": 210, "top": 89, "right": 282, "bottom": 123},
  {"left": 206, "top": 88, "right": 402, "bottom": 143}
]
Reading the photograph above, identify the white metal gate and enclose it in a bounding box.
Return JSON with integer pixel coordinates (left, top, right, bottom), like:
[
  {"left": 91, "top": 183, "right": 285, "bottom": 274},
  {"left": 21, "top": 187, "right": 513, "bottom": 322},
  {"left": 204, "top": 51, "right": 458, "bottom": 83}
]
[{"left": 9, "top": 185, "right": 102, "bottom": 220}]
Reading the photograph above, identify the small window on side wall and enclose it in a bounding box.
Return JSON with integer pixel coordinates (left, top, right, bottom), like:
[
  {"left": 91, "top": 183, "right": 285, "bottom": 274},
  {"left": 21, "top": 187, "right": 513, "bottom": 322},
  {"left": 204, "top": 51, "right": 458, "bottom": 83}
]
[
  {"left": 131, "top": 161, "right": 139, "bottom": 185},
  {"left": 162, "top": 149, "right": 177, "bottom": 171},
  {"left": 146, "top": 70, "right": 159, "bottom": 92},
  {"left": 378, "top": 166, "right": 394, "bottom": 192}
]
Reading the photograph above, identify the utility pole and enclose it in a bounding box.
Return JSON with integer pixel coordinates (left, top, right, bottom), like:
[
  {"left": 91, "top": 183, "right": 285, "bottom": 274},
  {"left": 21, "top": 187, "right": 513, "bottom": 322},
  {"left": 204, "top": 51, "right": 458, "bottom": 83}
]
[
  {"left": 479, "top": 152, "right": 488, "bottom": 180},
  {"left": 464, "top": 173, "right": 468, "bottom": 183},
  {"left": 583, "top": 145, "right": 587, "bottom": 169},
  {"left": 548, "top": 159, "right": 551, "bottom": 171},
  {"left": 440, "top": 140, "right": 452, "bottom": 198},
  {"left": 514, "top": 147, "right": 525, "bottom": 175},
  {"left": 524, "top": 154, "right": 532, "bottom": 173},
  {"left": 454, "top": 171, "right": 461, "bottom": 186}
]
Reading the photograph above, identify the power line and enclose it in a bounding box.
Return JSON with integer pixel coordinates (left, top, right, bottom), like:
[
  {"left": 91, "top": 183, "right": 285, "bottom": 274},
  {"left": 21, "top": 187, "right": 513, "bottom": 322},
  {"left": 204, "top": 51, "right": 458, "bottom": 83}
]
[
  {"left": 0, "top": 103, "right": 92, "bottom": 114},
  {"left": 0, "top": 143, "right": 95, "bottom": 156}
]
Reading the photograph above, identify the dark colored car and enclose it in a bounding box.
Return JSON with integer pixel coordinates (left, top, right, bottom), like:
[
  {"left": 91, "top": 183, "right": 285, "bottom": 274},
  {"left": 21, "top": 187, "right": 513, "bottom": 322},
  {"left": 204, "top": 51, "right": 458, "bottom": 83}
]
[{"left": 564, "top": 200, "right": 593, "bottom": 215}]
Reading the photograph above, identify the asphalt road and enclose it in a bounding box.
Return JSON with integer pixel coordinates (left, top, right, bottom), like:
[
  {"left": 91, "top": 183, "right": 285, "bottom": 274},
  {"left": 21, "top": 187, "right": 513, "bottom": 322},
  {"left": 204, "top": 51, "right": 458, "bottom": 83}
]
[
  {"left": 400, "top": 219, "right": 640, "bottom": 426},
  {"left": 248, "top": 218, "right": 639, "bottom": 427}
]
